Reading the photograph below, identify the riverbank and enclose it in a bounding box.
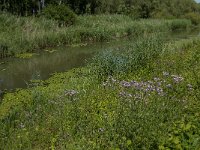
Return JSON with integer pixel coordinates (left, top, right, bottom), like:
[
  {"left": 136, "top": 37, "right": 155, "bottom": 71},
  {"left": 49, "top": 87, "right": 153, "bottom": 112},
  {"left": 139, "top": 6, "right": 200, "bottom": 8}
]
[
  {"left": 0, "top": 34, "right": 200, "bottom": 149},
  {"left": 0, "top": 38, "right": 139, "bottom": 91},
  {"left": 0, "top": 13, "right": 192, "bottom": 58}
]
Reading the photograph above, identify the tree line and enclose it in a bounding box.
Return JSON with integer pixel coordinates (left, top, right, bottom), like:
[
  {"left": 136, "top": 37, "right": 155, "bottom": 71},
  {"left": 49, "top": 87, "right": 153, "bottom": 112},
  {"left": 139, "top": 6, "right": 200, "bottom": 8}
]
[{"left": 0, "top": 0, "right": 200, "bottom": 18}]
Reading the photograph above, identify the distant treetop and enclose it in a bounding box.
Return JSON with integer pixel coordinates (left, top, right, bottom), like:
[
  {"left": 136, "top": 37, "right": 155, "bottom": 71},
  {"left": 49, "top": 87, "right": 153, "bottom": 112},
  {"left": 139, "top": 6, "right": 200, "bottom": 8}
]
[{"left": 0, "top": 0, "right": 200, "bottom": 19}]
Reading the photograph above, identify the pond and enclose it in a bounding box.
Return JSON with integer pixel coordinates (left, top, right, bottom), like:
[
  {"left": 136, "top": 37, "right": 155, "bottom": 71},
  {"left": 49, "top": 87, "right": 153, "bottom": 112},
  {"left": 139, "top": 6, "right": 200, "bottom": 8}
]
[{"left": 0, "top": 29, "right": 200, "bottom": 92}]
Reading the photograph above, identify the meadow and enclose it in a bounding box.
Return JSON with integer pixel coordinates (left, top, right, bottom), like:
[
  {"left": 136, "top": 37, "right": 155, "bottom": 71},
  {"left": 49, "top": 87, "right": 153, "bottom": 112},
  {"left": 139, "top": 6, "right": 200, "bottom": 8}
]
[{"left": 0, "top": 31, "right": 200, "bottom": 149}]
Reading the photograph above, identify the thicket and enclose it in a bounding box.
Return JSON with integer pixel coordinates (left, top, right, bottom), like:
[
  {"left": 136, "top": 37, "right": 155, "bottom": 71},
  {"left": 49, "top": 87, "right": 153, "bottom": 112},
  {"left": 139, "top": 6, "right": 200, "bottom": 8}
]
[
  {"left": 41, "top": 4, "right": 77, "bottom": 26},
  {"left": 184, "top": 12, "right": 200, "bottom": 25}
]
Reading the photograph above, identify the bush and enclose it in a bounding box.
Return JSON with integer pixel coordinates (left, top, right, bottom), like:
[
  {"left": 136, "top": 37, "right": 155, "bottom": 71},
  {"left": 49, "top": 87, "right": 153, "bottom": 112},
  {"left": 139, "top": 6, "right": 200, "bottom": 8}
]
[
  {"left": 184, "top": 12, "right": 200, "bottom": 26},
  {"left": 42, "top": 4, "right": 77, "bottom": 26}
]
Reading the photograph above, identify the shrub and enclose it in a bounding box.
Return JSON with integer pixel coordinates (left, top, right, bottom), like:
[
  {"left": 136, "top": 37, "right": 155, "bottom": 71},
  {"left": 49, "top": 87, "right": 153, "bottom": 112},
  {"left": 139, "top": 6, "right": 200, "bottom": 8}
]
[
  {"left": 42, "top": 4, "right": 77, "bottom": 26},
  {"left": 184, "top": 12, "right": 200, "bottom": 26}
]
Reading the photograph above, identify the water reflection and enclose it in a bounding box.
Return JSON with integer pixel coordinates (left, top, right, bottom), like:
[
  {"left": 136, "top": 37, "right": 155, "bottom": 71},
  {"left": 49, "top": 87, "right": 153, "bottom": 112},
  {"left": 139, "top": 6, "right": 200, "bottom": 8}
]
[{"left": 0, "top": 39, "right": 128, "bottom": 90}]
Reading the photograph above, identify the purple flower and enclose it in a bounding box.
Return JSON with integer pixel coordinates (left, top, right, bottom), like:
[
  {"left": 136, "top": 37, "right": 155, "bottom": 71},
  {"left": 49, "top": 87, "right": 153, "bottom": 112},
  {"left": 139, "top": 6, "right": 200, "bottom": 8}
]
[
  {"left": 131, "top": 81, "right": 142, "bottom": 90},
  {"left": 147, "top": 85, "right": 156, "bottom": 92},
  {"left": 121, "top": 81, "right": 131, "bottom": 88},
  {"left": 157, "top": 82, "right": 162, "bottom": 87},
  {"left": 130, "top": 80, "right": 137, "bottom": 85},
  {"left": 171, "top": 75, "right": 184, "bottom": 83}
]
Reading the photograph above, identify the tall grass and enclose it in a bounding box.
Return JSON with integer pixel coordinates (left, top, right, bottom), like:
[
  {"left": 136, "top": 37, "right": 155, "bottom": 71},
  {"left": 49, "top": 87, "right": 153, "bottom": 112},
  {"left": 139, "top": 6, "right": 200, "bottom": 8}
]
[
  {"left": 90, "top": 34, "right": 166, "bottom": 80},
  {"left": 0, "top": 13, "right": 192, "bottom": 57}
]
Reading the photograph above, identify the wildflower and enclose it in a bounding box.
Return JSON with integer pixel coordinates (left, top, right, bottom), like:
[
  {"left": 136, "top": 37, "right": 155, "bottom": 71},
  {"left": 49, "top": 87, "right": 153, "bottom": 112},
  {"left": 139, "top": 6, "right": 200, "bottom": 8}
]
[
  {"left": 119, "top": 91, "right": 126, "bottom": 97},
  {"left": 110, "top": 76, "right": 117, "bottom": 83},
  {"left": 119, "top": 91, "right": 132, "bottom": 98},
  {"left": 64, "top": 90, "right": 79, "bottom": 97},
  {"left": 166, "top": 84, "right": 172, "bottom": 88},
  {"left": 163, "top": 71, "right": 170, "bottom": 76},
  {"left": 157, "top": 82, "right": 162, "bottom": 87},
  {"left": 154, "top": 77, "right": 160, "bottom": 82},
  {"left": 121, "top": 81, "right": 131, "bottom": 88},
  {"left": 102, "top": 82, "right": 107, "bottom": 87},
  {"left": 19, "top": 123, "right": 25, "bottom": 129},
  {"left": 128, "top": 94, "right": 133, "bottom": 98},
  {"left": 171, "top": 75, "right": 184, "bottom": 83},
  {"left": 99, "top": 128, "right": 105, "bottom": 132},
  {"left": 131, "top": 81, "right": 142, "bottom": 90},
  {"left": 187, "top": 84, "right": 193, "bottom": 90},
  {"left": 130, "top": 80, "right": 137, "bottom": 84},
  {"left": 146, "top": 84, "right": 155, "bottom": 92},
  {"left": 156, "top": 87, "right": 164, "bottom": 95}
]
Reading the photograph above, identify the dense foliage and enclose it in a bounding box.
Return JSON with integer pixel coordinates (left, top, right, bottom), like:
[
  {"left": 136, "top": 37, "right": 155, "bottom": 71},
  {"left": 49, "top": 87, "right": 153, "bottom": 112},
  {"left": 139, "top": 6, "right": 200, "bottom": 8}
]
[
  {"left": 184, "top": 12, "right": 200, "bottom": 25},
  {"left": 1, "top": 0, "right": 200, "bottom": 19},
  {"left": 42, "top": 4, "right": 77, "bottom": 26}
]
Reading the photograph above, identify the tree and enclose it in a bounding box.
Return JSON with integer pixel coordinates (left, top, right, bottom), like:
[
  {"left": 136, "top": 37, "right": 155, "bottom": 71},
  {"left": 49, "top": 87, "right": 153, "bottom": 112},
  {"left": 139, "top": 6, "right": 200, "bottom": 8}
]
[{"left": 0, "top": 0, "right": 200, "bottom": 18}]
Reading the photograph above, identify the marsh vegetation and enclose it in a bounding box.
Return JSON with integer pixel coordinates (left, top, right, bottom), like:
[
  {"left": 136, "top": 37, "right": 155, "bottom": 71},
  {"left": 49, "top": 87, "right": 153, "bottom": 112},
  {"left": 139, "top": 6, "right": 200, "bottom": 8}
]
[{"left": 0, "top": 0, "right": 200, "bottom": 149}]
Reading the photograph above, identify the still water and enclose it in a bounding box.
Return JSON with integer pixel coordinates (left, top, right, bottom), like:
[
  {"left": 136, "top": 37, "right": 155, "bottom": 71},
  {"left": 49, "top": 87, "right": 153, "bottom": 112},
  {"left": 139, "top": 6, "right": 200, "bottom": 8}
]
[
  {"left": 0, "top": 29, "right": 200, "bottom": 91},
  {"left": 0, "top": 39, "right": 132, "bottom": 91}
]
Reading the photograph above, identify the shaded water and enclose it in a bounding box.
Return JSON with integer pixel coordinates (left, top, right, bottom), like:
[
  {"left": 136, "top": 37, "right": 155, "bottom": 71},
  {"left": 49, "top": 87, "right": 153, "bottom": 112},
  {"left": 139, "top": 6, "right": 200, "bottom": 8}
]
[{"left": 0, "top": 29, "right": 200, "bottom": 91}]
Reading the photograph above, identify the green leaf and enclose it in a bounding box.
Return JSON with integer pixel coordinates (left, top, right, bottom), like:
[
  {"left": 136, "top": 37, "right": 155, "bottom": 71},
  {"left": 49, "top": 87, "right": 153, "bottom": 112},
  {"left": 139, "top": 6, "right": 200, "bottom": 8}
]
[
  {"left": 184, "top": 123, "right": 192, "bottom": 131},
  {"left": 126, "top": 140, "right": 132, "bottom": 146},
  {"left": 173, "top": 137, "right": 180, "bottom": 145}
]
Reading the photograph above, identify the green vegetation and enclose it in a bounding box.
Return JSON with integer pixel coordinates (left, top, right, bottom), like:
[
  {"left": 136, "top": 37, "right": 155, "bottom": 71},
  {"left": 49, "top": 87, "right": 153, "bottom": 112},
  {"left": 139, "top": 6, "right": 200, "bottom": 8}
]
[
  {"left": 42, "top": 4, "right": 77, "bottom": 26},
  {"left": 0, "top": 13, "right": 192, "bottom": 57},
  {"left": 15, "top": 53, "right": 37, "bottom": 59},
  {"left": 0, "top": 34, "right": 200, "bottom": 149},
  {"left": 1, "top": 0, "right": 200, "bottom": 18},
  {"left": 184, "top": 12, "right": 200, "bottom": 25},
  {"left": 1, "top": 0, "right": 200, "bottom": 149},
  {"left": 1, "top": 0, "right": 200, "bottom": 57}
]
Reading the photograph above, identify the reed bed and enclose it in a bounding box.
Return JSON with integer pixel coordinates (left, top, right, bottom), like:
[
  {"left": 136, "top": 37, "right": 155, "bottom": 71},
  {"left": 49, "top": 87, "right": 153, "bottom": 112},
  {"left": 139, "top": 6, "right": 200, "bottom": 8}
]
[{"left": 0, "top": 13, "right": 191, "bottom": 57}]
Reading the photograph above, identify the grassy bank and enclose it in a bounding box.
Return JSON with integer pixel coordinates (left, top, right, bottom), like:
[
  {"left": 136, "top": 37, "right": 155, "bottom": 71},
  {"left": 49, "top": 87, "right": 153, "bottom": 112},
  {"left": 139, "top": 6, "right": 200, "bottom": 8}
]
[
  {"left": 0, "top": 13, "right": 192, "bottom": 57},
  {"left": 0, "top": 35, "right": 200, "bottom": 149}
]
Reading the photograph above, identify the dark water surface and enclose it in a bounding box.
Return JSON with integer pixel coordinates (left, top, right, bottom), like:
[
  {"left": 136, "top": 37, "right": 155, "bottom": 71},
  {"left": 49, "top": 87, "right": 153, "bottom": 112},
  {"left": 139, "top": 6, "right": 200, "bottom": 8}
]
[{"left": 0, "top": 29, "right": 200, "bottom": 91}]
